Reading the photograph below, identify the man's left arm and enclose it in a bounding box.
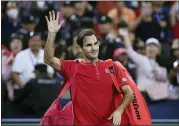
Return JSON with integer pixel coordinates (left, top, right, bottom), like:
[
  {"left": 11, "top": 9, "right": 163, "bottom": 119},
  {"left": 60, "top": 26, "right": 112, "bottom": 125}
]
[
  {"left": 118, "top": 85, "right": 134, "bottom": 113},
  {"left": 108, "top": 85, "right": 134, "bottom": 125}
]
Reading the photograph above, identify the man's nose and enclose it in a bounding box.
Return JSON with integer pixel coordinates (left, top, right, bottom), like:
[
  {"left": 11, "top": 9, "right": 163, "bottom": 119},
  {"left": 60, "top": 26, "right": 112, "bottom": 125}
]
[{"left": 91, "top": 44, "right": 96, "bottom": 51}]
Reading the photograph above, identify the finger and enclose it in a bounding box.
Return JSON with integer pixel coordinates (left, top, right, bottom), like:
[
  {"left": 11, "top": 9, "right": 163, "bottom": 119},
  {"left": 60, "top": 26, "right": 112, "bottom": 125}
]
[
  {"left": 115, "top": 117, "right": 119, "bottom": 126},
  {"left": 108, "top": 114, "right": 113, "bottom": 120},
  {"left": 45, "top": 16, "right": 49, "bottom": 23},
  {"left": 56, "top": 12, "right": 60, "bottom": 21},
  {"left": 59, "top": 20, "right": 64, "bottom": 27},
  {"left": 116, "top": 116, "right": 121, "bottom": 126},
  {"left": 52, "top": 10, "right": 55, "bottom": 20},
  {"left": 113, "top": 117, "right": 117, "bottom": 126},
  {"left": 49, "top": 11, "right": 52, "bottom": 21}
]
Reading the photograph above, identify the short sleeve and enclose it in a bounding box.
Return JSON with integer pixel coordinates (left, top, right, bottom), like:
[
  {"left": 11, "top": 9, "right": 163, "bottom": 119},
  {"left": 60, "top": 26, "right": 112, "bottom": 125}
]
[
  {"left": 114, "top": 62, "right": 130, "bottom": 90},
  {"left": 12, "top": 52, "right": 24, "bottom": 73},
  {"left": 59, "top": 60, "right": 76, "bottom": 80}
]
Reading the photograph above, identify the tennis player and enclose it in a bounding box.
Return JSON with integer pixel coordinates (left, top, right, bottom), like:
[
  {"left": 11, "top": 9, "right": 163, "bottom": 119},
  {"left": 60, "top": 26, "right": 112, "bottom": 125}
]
[{"left": 44, "top": 10, "right": 134, "bottom": 126}]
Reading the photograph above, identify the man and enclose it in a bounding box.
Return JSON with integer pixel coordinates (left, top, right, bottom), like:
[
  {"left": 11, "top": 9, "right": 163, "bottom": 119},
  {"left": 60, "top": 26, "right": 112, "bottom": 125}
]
[
  {"left": 130, "top": 2, "right": 162, "bottom": 42},
  {"left": 44, "top": 11, "right": 133, "bottom": 125},
  {"left": 2, "top": 1, "right": 21, "bottom": 47},
  {"left": 14, "top": 64, "right": 61, "bottom": 117},
  {"left": 113, "top": 48, "right": 137, "bottom": 82},
  {"left": 16, "top": 15, "right": 37, "bottom": 49},
  {"left": 98, "top": 15, "right": 124, "bottom": 60},
  {"left": 12, "top": 33, "right": 54, "bottom": 94},
  {"left": 66, "top": 28, "right": 83, "bottom": 60},
  {"left": 119, "top": 27, "right": 169, "bottom": 99}
]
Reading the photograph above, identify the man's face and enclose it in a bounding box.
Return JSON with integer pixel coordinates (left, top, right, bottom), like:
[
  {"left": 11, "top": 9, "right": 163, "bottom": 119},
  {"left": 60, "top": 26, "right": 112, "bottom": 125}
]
[
  {"left": 74, "top": 2, "right": 86, "bottom": 12},
  {"left": 29, "top": 35, "right": 42, "bottom": 51},
  {"left": 6, "top": 2, "right": 19, "bottom": 19},
  {"left": 116, "top": 2, "right": 125, "bottom": 9},
  {"left": 173, "top": 49, "right": 179, "bottom": 58},
  {"left": 141, "top": 3, "right": 153, "bottom": 17},
  {"left": 99, "top": 23, "right": 112, "bottom": 35},
  {"left": 146, "top": 44, "right": 159, "bottom": 58},
  {"left": 82, "top": 35, "right": 99, "bottom": 60},
  {"left": 136, "top": 41, "right": 146, "bottom": 55},
  {"left": 61, "top": 6, "right": 75, "bottom": 18},
  {"left": 117, "top": 53, "right": 128, "bottom": 65},
  {"left": 10, "top": 38, "right": 23, "bottom": 54}
]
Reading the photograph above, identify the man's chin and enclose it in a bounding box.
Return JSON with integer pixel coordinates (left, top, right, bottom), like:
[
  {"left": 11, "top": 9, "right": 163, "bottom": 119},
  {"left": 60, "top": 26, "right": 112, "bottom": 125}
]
[{"left": 88, "top": 55, "right": 98, "bottom": 60}]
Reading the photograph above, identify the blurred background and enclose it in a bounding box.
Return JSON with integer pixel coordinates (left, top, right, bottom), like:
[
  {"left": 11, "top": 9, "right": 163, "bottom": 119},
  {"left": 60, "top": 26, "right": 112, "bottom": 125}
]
[{"left": 1, "top": 1, "right": 179, "bottom": 125}]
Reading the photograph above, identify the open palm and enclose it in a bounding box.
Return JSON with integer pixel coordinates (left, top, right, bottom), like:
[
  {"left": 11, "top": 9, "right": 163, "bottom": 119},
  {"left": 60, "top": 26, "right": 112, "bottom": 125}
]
[{"left": 45, "top": 10, "right": 64, "bottom": 33}]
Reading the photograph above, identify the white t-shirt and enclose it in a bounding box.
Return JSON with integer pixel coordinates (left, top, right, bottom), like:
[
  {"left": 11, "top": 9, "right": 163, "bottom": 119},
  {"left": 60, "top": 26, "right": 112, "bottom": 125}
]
[
  {"left": 126, "top": 47, "right": 168, "bottom": 91},
  {"left": 12, "top": 48, "right": 54, "bottom": 89}
]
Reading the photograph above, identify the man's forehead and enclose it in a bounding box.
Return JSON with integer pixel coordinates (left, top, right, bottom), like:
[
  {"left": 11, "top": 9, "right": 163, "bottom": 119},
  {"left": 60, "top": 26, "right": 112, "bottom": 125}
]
[
  {"left": 84, "top": 35, "right": 97, "bottom": 44},
  {"left": 31, "top": 35, "right": 41, "bottom": 40}
]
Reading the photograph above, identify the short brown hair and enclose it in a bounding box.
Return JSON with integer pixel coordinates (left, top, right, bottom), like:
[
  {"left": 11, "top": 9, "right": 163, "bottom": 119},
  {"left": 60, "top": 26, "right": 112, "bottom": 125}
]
[{"left": 76, "top": 29, "right": 96, "bottom": 47}]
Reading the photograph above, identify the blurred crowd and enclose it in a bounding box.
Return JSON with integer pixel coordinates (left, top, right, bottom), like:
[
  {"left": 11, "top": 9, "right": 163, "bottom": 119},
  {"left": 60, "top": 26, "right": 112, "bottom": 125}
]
[{"left": 1, "top": 1, "right": 179, "bottom": 118}]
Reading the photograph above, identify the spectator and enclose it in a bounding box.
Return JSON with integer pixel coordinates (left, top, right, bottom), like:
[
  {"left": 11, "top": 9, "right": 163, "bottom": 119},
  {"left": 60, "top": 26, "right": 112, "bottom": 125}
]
[
  {"left": 34, "top": 1, "right": 57, "bottom": 33},
  {"left": 133, "top": 38, "right": 146, "bottom": 55},
  {"left": 169, "top": 60, "right": 179, "bottom": 86},
  {"left": 113, "top": 48, "right": 137, "bottom": 82},
  {"left": 157, "top": 38, "right": 179, "bottom": 74},
  {"left": 2, "top": 2, "right": 21, "bottom": 47},
  {"left": 152, "top": 1, "right": 172, "bottom": 57},
  {"left": 66, "top": 29, "right": 83, "bottom": 60},
  {"left": 2, "top": 34, "right": 23, "bottom": 101},
  {"left": 167, "top": 39, "right": 179, "bottom": 73},
  {"left": 13, "top": 64, "right": 61, "bottom": 117},
  {"left": 170, "top": 2, "right": 179, "bottom": 39},
  {"left": 98, "top": 15, "right": 123, "bottom": 59},
  {"left": 152, "top": 2, "right": 169, "bottom": 42},
  {"left": 59, "top": 1, "right": 79, "bottom": 46},
  {"left": 61, "top": 1, "right": 76, "bottom": 19},
  {"left": 9, "top": 33, "right": 23, "bottom": 54},
  {"left": 108, "top": 1, "right": 136, "bottom": 26},
  {"left": 12, "top": 33, "right": 54, "bottom": 97},
  {"left": 96, "top": 1, "right": 115, "bottom": 16},
  {"left": 2, "top": 46, "right": 14, "bottom": 102},
  {"left": 120, "top": 28, "right": 169, "bottom": 98},
  {"left": 74, "top": 1, "right": 94, "bottom": 18},
  {"left": 74, "top": 1, "right": 94, "bottom": 28},
  {"left": 54, "top": 44, "right": 67, "bottom": 60},
  {"left": 171, "top": 39, "right": 179, "bottom": 60},
  {"left": 16, "top": 15, "right": 37, "bottom": 49},
  {"left": 130, "top": 2, "right": 162, "bottom": 42},
  {"left": 54, "top": 44, "right": 74, "bottom": 99}
]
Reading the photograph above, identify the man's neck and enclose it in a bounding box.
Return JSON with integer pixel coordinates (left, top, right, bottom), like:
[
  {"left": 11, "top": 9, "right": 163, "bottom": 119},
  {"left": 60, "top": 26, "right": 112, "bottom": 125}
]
[
  {"left": 82, "top": 57, "right": 99, "bottom": 65},
  {"left": 144, "top": 16, "right": 152, "bottom": 22},
  {"left": 148, "top": 55, "right": 156, "bottom": 61},
  {"left": 31, "top": 49, "right": 40, "bottom": 56}
]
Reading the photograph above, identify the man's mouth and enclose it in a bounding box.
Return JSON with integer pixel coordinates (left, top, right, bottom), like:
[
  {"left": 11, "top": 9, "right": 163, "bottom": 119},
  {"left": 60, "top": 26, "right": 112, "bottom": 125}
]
[{"left": 91, "top": 51, "right": 97, "bottom": 54}]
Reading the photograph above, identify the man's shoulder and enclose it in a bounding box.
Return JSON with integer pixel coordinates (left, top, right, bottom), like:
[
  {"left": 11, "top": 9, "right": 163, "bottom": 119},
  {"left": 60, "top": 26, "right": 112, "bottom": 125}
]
[{"left": 15, "top": 49, "right": 29, "bottom": 58}]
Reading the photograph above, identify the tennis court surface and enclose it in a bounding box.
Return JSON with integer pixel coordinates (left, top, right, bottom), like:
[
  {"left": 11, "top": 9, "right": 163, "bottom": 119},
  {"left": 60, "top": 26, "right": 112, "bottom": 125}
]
[{"left": 2, "top": 119, "right": 179, "bottom": 126}]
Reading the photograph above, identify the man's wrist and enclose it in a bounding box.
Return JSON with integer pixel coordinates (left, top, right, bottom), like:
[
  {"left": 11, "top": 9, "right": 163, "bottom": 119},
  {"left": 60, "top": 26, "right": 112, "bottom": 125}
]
[
  {"left": 116, "top": 107, "right": 124, "bottom": 113},
  {"left": 48, "top": 32, "right": 57, "bottom": 35}
]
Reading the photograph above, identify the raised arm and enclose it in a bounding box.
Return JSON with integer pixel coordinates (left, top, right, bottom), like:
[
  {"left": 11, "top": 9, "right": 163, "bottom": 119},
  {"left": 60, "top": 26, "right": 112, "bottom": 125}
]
[
  {"left": 44, "top": 11, "right": 64, "bottom": 71},
  {"left": 119, "top": 28, "right": 145, "bottom": 66}
]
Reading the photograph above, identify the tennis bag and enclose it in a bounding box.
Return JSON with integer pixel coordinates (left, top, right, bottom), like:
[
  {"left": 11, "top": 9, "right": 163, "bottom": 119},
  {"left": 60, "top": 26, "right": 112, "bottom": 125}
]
[
  {"left": 39, "top": 62, "right": 79, "bottom": 126},
  {"left": 105, "top": 59, "right": 152, "bottom": 125}
]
